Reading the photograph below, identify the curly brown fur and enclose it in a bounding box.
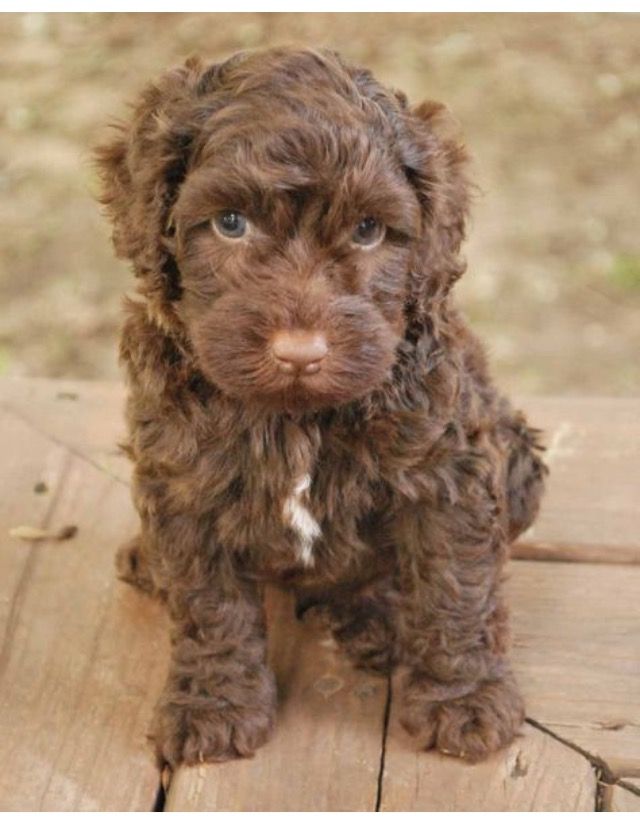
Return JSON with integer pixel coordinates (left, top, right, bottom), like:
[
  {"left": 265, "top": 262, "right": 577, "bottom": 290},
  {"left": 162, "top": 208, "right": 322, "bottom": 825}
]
[{"left": 96, "top": 47, "right": 546, "bottom": 767}]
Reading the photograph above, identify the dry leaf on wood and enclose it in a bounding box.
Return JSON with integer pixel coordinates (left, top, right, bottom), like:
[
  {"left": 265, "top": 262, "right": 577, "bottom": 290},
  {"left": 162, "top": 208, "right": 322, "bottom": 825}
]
[{"left": 9, "top": 524, "right": 78, "bottom": 541}]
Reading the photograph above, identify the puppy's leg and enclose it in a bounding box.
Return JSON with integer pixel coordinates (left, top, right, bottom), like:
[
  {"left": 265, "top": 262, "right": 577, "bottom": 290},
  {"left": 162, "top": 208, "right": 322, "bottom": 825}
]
[
  {"left": 501, "top": 410, "right": 547, "bottom": 541},
  {"left": 147, "top": 517, "right": 276, "bottom": 768},
  {"left": 393, "top": 458, "right": 524, "bottom": 761},
  {"left": 324, "top": 580, "right": 401, "bottom": 675}
]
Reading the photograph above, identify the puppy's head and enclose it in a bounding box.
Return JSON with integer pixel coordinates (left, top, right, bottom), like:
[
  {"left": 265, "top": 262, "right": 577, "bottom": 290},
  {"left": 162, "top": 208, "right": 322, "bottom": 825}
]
[{"left": 97, "top": 48, "right": 469, "bottom": 413}]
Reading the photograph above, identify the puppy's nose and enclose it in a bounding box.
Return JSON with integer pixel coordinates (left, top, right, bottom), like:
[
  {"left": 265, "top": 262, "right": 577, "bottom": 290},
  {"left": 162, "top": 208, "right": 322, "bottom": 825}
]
[{"left": 272, "top": 330, "right": 328, "bottom": 375}]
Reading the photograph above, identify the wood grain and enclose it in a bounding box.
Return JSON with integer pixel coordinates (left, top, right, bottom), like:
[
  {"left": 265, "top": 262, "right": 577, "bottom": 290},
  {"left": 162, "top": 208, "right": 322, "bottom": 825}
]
[
  {"left": 512, "top": 396, "right": 640, "bottom": 563},
  {"left": 509, "top": 559, "right": 640, "bottom": 777},
  {"left": 380, "top": 720, "right": 596, "bottom": 811},
  {"left": 0, "top": 410, "right": 69, "bottom": 644},
  {"left": 603, "top": 779, "right": 640, "bottom": 811},
  {"left": 0, "top": 376, "right": 130, "bottom": 484},
  {"left": 166, "top": 589, "right": 388, "bottom": 811},
  {"left": 0, "top": 409, "right": 167, "bottom": 811}
]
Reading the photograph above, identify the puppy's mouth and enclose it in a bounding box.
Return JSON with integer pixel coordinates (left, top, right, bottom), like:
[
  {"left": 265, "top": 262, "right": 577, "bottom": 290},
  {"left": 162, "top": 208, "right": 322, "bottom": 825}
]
[
  {"left": 190, "top": 295, "right": 399, "bottom": 413},
  {"left": 272, "top": 372, "right": 335, "bottom": 414}
]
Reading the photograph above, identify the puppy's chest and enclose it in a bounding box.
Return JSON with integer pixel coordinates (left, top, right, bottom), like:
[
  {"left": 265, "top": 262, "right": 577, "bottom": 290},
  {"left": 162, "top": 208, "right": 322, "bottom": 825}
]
[
  {"left": 206, "top": 420, "right": 317, "bottom": 566},
  {"left": 238, "top": 468, "right": 323, "bottom": 570},
  {"left": 278, "top": 471, "right": 322, "bottom": 567},
  {"left": 215, "top": 421, "right": 372, "bottom": 570}
]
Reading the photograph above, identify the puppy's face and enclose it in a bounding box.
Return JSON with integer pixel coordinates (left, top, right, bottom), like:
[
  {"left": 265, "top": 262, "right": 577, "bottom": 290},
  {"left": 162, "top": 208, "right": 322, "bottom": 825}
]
[
  {"left": 173, "top": 110, "right": 421, "bottom": 413},
  {"left": 98, "top": 49, "right": 469, "bottom": 414}
]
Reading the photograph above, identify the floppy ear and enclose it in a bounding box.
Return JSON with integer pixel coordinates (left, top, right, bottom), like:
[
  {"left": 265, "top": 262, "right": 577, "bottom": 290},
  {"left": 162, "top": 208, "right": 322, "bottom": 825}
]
[
  {"left": 95, "top": 57, "right": 223, "bottom": 322},
  {"left": 401, "top": 100, "right": 471, "bottom": 330},
  {"left": 343, "top": 63, "right": 470, "bottom": 310}
]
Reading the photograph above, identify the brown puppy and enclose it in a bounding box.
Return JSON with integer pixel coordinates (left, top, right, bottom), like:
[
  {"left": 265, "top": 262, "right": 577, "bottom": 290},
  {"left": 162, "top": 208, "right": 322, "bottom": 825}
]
[{"left": 96, "top": 47, "right": 546, "bottom": 768}]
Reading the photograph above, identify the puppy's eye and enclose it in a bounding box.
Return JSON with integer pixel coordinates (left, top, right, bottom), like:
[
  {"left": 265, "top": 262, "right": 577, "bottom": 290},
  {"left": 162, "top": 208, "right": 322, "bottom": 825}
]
[
  {"left": 352, "top": 217, "right": 385, "bottom": 248},
  {"left": 212, "top": 211, "right": 248, "bottom": 239}
]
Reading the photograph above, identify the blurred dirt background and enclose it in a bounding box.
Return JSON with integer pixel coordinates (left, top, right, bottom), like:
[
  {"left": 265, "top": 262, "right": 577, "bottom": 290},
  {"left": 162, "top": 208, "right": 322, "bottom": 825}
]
[{"left": 1, "top": 12, "right": 639, "bottom": 395}]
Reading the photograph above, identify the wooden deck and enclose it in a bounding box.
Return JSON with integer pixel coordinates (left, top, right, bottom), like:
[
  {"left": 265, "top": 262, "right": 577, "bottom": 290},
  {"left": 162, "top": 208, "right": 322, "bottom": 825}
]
[{"left": 0, "top": 377, "right": 638, "bottom": 812}]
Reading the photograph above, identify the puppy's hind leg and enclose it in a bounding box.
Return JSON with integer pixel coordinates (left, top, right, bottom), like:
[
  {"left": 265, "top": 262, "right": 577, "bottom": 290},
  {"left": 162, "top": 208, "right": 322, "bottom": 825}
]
[
  {"left": 298, "top": 579, "right": 401, "bottom": 675},
  {"left": 501, "top": 409, "right": 547, "bottom": 541}
]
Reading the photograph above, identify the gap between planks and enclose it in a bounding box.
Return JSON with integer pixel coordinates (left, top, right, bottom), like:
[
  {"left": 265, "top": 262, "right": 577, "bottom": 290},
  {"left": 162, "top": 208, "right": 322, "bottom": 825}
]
[{"left": 600, "top": 778, "right": 640, "bottom": 812}]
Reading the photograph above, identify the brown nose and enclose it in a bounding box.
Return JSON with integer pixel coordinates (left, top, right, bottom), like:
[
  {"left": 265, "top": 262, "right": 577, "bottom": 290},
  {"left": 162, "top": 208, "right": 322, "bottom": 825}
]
[{"left": 272, "top": 330, "right": 328, "bottom": 374}]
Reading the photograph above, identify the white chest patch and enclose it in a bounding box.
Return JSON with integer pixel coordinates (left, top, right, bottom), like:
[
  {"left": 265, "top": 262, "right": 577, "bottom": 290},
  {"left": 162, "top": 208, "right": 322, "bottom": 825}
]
[{"left": 282, "top": 474, "right": 322, "bottom": 567}]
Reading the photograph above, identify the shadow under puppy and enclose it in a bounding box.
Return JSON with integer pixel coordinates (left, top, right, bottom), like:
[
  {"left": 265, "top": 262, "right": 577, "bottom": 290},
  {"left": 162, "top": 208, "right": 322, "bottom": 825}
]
[{"left": 96, "top": 47, "right": 546, "bottom": 768}]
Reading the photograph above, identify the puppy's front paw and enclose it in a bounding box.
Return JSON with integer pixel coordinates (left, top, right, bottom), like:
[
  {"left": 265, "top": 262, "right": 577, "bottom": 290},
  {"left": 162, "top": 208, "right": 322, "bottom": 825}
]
[
  {"left": 400, "top": 672, "right": 524, "bottom": 762},
  {"left": 152, "top": 670, "right": 277, "bottom": 767}
]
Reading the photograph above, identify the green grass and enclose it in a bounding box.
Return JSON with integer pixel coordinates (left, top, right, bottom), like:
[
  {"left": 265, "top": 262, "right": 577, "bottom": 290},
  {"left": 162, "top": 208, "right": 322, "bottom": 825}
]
[{"left": 610, "top": 254, "right": 640, "bottom": 292}]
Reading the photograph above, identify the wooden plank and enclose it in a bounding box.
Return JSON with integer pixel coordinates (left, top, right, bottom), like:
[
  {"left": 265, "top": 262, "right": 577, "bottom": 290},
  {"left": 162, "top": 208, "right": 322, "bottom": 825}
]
[
  {"left": 604, "top": 779, "right": 640, "bottom": 811},
  {"left": 380, "top": 720, "right": 596, "bottom": 811},
  {"left": 513, "top": 542, "right": 640, "bottom": 566},
  {"left": 0, "top": 410, "right": 167, "bottom": 811},
  {"left": 512, "top": 396, "right": 640, "bottom": 563},
  {"left": 0, "top": 410, "right": 69, "bottom": 642},
  {"left": 0, "top": 377, "right": 130, "bottom": 484},
  {"left": 509, "top": 559, "right": 640, "bottom": 777},
  {"left": 166, "top": 589, "right": 388, "bottom": 812}
]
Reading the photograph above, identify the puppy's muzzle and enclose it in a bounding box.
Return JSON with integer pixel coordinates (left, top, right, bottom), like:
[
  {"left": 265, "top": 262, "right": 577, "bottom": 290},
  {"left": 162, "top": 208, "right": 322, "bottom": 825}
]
[{"left": 271, "top": 330, "right": 328, "bottom": 376}]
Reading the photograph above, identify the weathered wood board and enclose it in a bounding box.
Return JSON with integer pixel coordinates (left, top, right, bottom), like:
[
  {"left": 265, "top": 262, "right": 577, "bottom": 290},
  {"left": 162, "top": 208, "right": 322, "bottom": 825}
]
[
  {"left": 0, "top": 410, "right": 68, "bottom": 644},
  {"left": 603, "top": 779, "right": 640, "bottom": 811},
  {"left": 513, "top": 396, "right": 640, "bottom": 564},
  {"left": 0, "top": 408, "right": 167, "bottom": 811},
  {"left": 0, "top": 377, "right": 130, "bottom": 484},
  {"left": 509, "top": 559, "right": 640, "bottom": 777},
  {"left": 380, "top": 720, "right": 596, "bottom": 811}
]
